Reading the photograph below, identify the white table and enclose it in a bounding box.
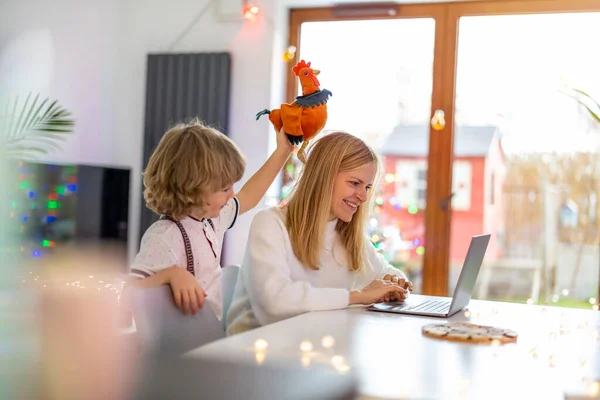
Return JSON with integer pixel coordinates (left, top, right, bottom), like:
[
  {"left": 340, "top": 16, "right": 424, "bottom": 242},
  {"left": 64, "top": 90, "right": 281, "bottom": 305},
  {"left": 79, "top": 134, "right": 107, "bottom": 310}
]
[{"left": 186, "top": 295, "right": 600, "bottom": 400}]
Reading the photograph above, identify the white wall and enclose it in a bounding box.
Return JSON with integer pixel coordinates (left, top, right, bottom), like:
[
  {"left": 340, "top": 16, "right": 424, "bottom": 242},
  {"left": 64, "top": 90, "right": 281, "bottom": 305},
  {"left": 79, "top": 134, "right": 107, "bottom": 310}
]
[
  {"left": 119, "top": 0, "right": 283, "bottom": 266},
  {"left": 0, "top": 0, "right": 290, "bottom": 265}
]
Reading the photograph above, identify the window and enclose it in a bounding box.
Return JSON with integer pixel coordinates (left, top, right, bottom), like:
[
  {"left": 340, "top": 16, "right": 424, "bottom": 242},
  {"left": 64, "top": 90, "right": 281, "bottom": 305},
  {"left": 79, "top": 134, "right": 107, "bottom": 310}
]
[{"left": 490, "top": 172, "right": 495, "bottom": 205}]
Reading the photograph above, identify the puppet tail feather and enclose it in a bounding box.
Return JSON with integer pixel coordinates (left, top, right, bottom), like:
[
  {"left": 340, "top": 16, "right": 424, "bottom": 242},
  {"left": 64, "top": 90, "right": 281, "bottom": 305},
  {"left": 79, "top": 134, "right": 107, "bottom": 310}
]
[
  {"left": 255, "top": 109, "right": 271, "bottom": 120},
  {"left": 297, "top": 140, "right": 309, "bottom": 164}
]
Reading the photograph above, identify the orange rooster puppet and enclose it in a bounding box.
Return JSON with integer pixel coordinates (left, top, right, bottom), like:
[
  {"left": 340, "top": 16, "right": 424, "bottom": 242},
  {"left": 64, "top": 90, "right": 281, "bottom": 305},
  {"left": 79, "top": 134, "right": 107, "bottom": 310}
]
[{"left": 255, "top": 60, "right": 332, "bottom": 163}]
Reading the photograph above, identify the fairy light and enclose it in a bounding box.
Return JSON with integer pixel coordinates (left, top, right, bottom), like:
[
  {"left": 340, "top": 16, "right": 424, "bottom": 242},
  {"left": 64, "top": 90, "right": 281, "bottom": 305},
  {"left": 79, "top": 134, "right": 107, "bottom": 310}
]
[
  {"left": 593, "top": 305, "right": 599, "bottom": 311},
  {"left": 464, "top": 310, "right": 471, "bottom": 318},
  {"left": 526, "top": 298, "right": 534, "bottom": 305},
  {"left": 581, "top": 360, "right": 589, "bottom": 370},
  {"left": 254, "top": 339, "right": 268, "bottom": 351},
  {"left": 243, "top": 4, "right": 259, "bottom": 20},
  {"left": 562, "top": 289, "right": 569, "bottom": 296},
  {"left": 283, "top": 46, "right": 297, "bottom": 62},
  {"left": 301, "top": 354, "right": 311, "bottom": 368},
  {"left": 255, "top": 351, "right": 266, "bottom": 365},
  {"left": 335, "top": 364, "right": 350, "bottom": 373},
  {"left": 458, "top": 379, "right": 470, "bottom": 397},
  {"left": 331, "top": 355, "right": 344, "bottom": 367},
  {"left": 530, "top": 346, "right": 538, "bottom": 357},
  {"left": 384, "top": 174, "right": 395, "bottom": 183},
  {"left": 321, "top": 335, "right": 335, "bottom": 349},
  {"left": 300, "top": 340, "right": 313, "bottom": 353},
  {"left": 331, "top": 355, "right": 350, "bottom": 373},
  {"left": 590, "top": 297, "right": 597, "bottom": 305}
]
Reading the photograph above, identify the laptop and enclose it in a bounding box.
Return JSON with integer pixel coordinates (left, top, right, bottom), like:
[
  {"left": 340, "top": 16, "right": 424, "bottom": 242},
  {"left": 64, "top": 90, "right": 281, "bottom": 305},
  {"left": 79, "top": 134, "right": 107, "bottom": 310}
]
[{"left": 368, "top": 234, "right": 491, "bottom": 318}]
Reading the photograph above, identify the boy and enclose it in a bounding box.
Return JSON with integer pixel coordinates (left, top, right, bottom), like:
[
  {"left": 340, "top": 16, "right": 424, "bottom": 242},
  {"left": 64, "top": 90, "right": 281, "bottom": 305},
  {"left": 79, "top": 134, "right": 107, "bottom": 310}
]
[{"left": 128, "top": 120, "right": 292, "bottom": 319}]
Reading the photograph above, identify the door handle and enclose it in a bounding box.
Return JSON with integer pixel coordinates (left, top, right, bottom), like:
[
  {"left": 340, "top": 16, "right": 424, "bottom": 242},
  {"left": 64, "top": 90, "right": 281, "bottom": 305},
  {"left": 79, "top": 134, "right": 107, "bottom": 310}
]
[{"left": 440, "top": 192, "right": 455, "bottom": 211}]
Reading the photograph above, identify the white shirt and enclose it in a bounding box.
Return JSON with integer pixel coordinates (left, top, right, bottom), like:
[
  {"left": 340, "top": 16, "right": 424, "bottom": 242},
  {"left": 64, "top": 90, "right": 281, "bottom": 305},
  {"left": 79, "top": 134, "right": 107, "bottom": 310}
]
[
  {"left": 130, "top": 197, "right": 239, "bottom": 320},
  {"left": 226, "top": 207, "right": 407, "bottom": 335}
]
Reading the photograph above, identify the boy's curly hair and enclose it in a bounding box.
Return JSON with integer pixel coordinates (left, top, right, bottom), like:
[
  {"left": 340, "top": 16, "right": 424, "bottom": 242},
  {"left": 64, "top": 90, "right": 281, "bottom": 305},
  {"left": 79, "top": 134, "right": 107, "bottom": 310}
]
[{"left": 143, "top": 120, "right": 245, "bottom": 220}]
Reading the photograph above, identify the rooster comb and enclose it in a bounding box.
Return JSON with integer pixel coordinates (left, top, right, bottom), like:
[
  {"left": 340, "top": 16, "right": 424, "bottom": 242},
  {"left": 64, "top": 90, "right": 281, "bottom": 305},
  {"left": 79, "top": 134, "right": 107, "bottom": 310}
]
[{"left": 292, "top": 60, "right": 312, "bottom": 76}]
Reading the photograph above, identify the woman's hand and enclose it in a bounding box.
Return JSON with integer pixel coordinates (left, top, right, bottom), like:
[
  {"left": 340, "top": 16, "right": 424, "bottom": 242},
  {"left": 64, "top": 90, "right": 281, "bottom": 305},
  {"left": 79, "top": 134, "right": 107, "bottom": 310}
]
[
  {"left": 383, "top": 273, "right": 413, "bottom": 301},
  {"left": 349, "top": 279, "right": 408, "bottom": 305},
  {"left": 167, "top": 267, "right": 207, "bottom": 315}
]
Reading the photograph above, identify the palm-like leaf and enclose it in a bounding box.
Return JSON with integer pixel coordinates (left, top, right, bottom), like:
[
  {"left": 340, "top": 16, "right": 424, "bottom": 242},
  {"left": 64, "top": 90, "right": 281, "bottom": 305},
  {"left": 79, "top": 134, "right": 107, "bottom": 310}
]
[
  {"left": 562, "top": 87, "right": 600, "bottom": 125},
  {"left": 0, "top": 93, "right": 74, "bottom": 159}
]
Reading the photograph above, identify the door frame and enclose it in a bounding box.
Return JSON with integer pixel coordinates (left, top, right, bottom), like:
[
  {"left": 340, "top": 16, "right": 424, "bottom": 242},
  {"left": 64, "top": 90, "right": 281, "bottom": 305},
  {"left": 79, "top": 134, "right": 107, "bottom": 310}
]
[{"left": 288, "top": 0, "right": 600, "bottom": 296}]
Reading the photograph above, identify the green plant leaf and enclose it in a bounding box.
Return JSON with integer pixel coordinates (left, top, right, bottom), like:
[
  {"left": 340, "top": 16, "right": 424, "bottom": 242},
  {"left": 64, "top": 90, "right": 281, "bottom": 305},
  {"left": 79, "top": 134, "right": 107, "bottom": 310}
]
[
  {"left": 563, "top": 87, "right": 600, "bottom": 124},
  {"left": 0, "top": 93, "right": 75, "bottom": 159}
]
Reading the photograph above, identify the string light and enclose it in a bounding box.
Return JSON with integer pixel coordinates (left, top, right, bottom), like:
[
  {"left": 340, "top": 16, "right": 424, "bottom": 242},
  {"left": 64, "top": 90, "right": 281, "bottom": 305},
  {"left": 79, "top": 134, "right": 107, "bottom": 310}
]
[
  {"left": 283, "top": 46, "right": 296, "bottom": 62},
  {"left": 254, "top": 339, "right": 268, "bottom": 351},
  {"left": 331, "top": 355, "right": 350, "bottom": 373},
  {"left": 299, "top": 340, "right": 313, "bottom": 353},
  {"left": 243, "top": 4, "right": 259, "bottom": 20},
  {"left": 458, "top": 379, "right": 470, "bottom": 398},
  {"left": 255, "top": 351, "right": 266, "bottom": 365},
  {"left": 331, "top": 355, "right": 344, "bottom": 367},
  {"left": 321, "top": 335, "right": 335, "bottom": 349},
  {"left": 301, "top": 354, "right": 311, "bottom": 368},
  {"left": 530, "top": 346, "right": 538, "bottom": 357}
]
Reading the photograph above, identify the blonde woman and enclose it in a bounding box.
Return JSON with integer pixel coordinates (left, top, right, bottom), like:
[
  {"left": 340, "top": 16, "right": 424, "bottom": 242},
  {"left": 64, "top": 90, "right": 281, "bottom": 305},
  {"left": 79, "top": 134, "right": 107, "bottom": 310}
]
[
  {"left": 227, "top": 132, "right": 412, "bottom": 335},
  {"left": 127, "top": 121, "right": 293, "bottom": 320}
]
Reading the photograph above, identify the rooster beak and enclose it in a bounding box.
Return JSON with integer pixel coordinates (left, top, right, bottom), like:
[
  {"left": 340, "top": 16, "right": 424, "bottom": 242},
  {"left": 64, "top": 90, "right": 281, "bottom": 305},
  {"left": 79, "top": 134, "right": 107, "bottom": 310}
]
[{"left": 312, "top": 69, "right": 321, "bottom": 76}]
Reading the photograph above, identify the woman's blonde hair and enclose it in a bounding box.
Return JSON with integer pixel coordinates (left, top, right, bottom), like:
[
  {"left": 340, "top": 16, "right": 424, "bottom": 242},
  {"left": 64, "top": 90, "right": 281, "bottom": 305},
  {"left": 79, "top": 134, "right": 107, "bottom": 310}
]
[
  {"left": 284, "top": 132, "right": 379, "bottom": 272},
  {"left": 143, "top": 120, "right": 245, "bottom": 220}
]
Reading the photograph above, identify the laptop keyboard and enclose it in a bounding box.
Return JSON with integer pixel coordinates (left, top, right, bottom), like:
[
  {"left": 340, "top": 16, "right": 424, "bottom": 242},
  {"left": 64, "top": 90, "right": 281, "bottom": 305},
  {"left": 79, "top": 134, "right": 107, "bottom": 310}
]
[{"left": 405, "top": 300, "right": 450, "bottom": 314}]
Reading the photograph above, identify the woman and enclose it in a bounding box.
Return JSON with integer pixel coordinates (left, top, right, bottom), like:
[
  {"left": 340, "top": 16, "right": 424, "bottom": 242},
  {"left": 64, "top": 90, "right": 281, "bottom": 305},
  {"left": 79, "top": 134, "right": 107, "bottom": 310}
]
[{"left": 226, "top": 132, "right": 412, "bottom": 335}]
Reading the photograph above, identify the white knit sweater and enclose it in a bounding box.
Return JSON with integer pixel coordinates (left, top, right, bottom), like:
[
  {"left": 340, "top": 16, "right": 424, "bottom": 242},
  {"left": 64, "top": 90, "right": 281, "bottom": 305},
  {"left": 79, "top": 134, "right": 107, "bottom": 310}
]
[{"left": 226, "top": 207, "right": 407, "bottom": 335}]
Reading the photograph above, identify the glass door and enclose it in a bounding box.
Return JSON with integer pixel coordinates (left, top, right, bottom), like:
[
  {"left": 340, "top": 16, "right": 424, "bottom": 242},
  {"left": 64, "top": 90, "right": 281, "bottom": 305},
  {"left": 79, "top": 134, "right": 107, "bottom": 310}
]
[
  {"left": 448, "top": 0, "right": 600, "bottom": 310},
  {"left": 287, "top": 4, "right": 449, "bottom": 294}
]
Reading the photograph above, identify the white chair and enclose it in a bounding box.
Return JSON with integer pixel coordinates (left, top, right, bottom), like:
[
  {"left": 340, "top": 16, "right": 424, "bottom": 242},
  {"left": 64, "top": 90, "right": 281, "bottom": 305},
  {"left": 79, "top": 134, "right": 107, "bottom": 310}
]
[
  {"left": 130, "top": 285, "right": 224, "bottom": 358},
  {"left": 221, "top": 264, "right": 240, "bottom": 331}
]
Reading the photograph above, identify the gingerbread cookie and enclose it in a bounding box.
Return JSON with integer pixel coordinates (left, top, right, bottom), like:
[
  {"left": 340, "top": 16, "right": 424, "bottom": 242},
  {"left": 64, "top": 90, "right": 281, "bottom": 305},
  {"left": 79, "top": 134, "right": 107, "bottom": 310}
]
[{"left": 422, "top": 322, "right": 518, "bottom": 344}]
